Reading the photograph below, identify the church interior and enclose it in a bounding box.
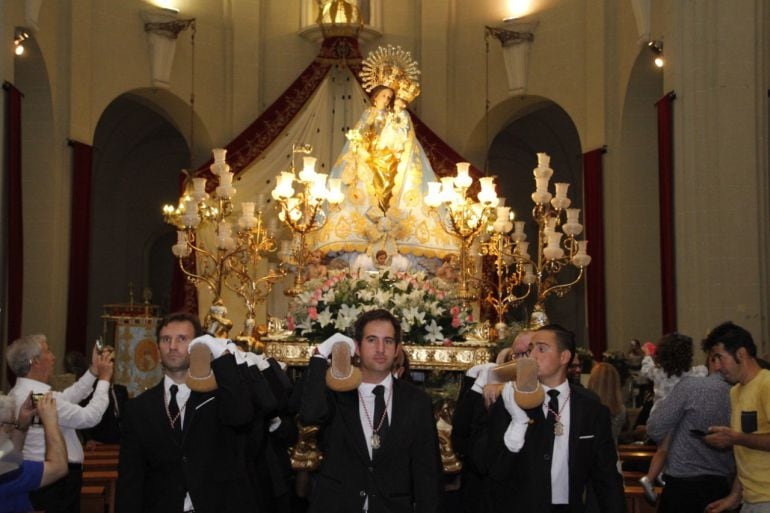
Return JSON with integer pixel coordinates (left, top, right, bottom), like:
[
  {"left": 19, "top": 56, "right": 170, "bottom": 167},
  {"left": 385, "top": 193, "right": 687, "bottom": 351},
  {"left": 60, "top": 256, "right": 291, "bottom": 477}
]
[{"left": 1, "top": 0, "right": 769, "bottom": 386}]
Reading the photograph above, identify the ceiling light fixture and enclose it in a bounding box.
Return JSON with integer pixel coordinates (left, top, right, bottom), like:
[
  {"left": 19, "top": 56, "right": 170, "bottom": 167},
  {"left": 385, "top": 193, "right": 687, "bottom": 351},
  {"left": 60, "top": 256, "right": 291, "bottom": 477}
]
[
  {"left": 13, "top": 29, "right": 29, "bottom": 56},
  {"left": 648, "top": 40, "right": 664, "bottom": 68}
]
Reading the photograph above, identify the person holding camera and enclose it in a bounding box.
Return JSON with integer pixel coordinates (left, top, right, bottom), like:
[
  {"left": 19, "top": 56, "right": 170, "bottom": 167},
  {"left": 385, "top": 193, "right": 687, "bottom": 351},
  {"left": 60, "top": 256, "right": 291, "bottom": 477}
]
[
  {"left": 5, "top": 334, "right": 114, "bottom": 513},
  {"left": 1, "top": 392, "right": 68, "bottom": 513}
]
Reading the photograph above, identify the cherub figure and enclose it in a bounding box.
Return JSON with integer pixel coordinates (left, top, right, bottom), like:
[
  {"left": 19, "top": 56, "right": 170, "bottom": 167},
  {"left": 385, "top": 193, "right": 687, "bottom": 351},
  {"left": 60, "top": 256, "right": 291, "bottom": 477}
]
[
  {"left": 436, "top": 254, "right": 459, "bottom": 283},
  {"left": 305, "top": 249, "right": 328, "bottom": 280}
]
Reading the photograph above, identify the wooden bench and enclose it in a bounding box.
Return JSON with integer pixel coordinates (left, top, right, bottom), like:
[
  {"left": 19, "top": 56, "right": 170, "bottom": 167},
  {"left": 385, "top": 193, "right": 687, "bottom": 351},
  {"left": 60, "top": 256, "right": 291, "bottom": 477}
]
[
  {"left": 80, "top": 485, "right": 106, "bottom": 513},
  {"left": 625, "top": 484, "right": 661, "bottom": 513},
  {"left": 84, "top": 458, "right": 119, "bottom": 471},
  {"left": 84, "top": 450, "right": 120, "bottom": 459},
  {"left": 83, "top": 470, "right": 118, "bottom": 513}
]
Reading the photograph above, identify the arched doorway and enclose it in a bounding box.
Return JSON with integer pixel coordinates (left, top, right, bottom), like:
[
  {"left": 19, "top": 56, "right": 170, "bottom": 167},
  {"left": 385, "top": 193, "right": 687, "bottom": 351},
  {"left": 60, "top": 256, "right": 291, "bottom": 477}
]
[
  {"left": 485, "top": 98, "right": 586, "bottom": 341},
  {"left": 86, "top": 90, "right": 209, "bottom": 345}
]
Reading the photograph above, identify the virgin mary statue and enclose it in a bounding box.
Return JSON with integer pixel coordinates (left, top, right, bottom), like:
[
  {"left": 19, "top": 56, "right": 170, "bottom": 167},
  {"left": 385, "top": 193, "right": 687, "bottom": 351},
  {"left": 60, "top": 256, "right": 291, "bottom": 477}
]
[{"left": 312, "top": 45, "right": 455, "bottom": 270}]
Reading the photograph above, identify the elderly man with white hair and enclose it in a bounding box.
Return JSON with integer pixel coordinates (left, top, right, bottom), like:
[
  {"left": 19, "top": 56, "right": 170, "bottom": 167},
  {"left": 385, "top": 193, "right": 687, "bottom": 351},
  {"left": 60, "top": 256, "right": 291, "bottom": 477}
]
[{"left": 6, "top": 334, "right": 114, "bottom": 513}]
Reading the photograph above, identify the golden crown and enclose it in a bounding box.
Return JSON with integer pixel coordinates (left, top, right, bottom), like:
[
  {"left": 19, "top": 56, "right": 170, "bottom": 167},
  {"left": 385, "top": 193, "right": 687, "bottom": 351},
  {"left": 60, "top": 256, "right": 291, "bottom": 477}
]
[
  {"left": 360, "top": 45, "right": 421, "bottom": 94},
  {"left": 396, "top": 80, "right": 421, "bottom": 103}
]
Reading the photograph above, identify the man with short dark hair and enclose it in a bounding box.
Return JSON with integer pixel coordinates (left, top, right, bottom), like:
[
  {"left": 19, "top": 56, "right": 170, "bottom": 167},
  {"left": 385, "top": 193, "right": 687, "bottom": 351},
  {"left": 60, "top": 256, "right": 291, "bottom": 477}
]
[
  {"left": 300, "top": 308, "right": 442, "bottom": 513},
  {"left": 484, "top": 324, "right": 626, "bottom": 512},
  {"left": 116, "top": 312, "right": 257, "bottom": 513},
  {"left": 702, "top": 321, "right": 770, "bottom": 513}
]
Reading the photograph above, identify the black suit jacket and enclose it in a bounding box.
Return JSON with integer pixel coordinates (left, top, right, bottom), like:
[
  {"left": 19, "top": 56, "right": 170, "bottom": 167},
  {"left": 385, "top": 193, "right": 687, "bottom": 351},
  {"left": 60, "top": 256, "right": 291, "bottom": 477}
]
[
  {"left": 300, "top": 357, "right": 442, "bottom": 513},
  {"left": 116, "top": 354, "right": 256, "bottom": 513},
  {"left": 81, "top": 383, "right": 129, "bottom": 444},
  {"left": 483, "top": 384, "right": 626, "bottom": 513}
]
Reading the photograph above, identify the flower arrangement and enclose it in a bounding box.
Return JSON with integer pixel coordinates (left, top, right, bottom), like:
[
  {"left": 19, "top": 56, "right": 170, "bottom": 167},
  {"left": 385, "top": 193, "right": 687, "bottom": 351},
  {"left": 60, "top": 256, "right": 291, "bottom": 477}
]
[{"left": 288, "top": 269, "right": 475, "bottom": 345}]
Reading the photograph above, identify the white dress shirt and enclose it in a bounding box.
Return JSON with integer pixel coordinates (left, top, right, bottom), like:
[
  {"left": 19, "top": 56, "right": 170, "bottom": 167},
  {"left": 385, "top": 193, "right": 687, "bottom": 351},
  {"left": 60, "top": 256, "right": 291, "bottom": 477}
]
[
  {"left": 357, "top": 374, "right": 394, "bottom": 511},
  {"left": 357, "top": 374, "right": 394, "bottom": 459},
  {"left": 9, "top": 372, "right": 110, "bottom": 464},
  {"left": 542, "top": 380, "right": 571, "bottom": 505},
  {"left": 163, "top": 376, "right": 193, "bottom": 511}
]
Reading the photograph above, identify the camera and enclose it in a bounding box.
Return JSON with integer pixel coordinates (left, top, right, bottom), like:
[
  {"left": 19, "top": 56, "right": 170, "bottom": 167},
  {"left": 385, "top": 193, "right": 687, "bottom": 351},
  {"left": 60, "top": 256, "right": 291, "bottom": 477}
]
[
  {"left": 95, "top": 338, "right": 114, "bottom": 358},
  {"left": 31, "top": 393, "right": 45, "bottom": 405}
]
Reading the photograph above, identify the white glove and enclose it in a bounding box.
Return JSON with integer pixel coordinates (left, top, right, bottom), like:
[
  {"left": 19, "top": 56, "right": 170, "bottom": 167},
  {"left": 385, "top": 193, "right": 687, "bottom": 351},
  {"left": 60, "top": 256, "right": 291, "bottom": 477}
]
[
  {"left": 189, "top": 334, "right": 230, "bottom": 359},
  {"left": 466, "top": 362, "right": 496, "bottom": 379},
  {"left": 501, "top": 381, "right": 529, "bottom": 453},
  {"left": 230, "top": 347, "right": 247, "bottom": 366},
  {"left": 268, "top": 417, "right": 282, "bottom": 433},
  {"left": 315, "top": 333, "right": 355, "bottom": 359},
  {"left": 244, "top": 352, "right": 270, "bottom": 371},
  {"left": 471, "top": 365, "right": 495, "bottom": 394}
]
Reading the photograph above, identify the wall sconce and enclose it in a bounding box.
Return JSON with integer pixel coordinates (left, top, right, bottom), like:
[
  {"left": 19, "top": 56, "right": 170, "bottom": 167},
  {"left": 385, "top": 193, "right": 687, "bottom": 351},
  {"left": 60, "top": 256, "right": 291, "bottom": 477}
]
[
  {"left": 13, "top": 29, "right": 30, "bottom": 56},
  {"left": 140, "top": 8, "right": 195, "bottom": 88},
  {"left": 648, "top": 40, "right": 664, "bottom": 68},
  {"left": 485, "top": 20, "right": 538, "bottom": 95}
]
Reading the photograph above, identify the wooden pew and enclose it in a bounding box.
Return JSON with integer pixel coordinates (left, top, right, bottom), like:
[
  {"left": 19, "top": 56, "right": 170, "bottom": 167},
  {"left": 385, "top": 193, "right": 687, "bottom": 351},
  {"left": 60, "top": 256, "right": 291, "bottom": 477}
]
[
  {"left": 83, "top": 470, "right": 118, "bottom": 513},
  {"left": 80, "top": 485, "right": 106, "bottom": 513},
  {"left": 84, "top": 449, "right": 120, "bottom": 459},
  {"left": 84, "top": 458, "right": 119, "bottom": 471},
  {"left": 624, "top": 485, "right": 661, "bottom": 513}
]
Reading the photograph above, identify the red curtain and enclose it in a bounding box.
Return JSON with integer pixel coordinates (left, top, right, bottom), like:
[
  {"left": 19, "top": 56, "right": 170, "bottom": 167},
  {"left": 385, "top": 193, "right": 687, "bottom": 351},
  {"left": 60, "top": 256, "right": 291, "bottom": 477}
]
[
  {"left": 4, "top": 82, "right": 24, "bottom": 344},
  {"left": 583, "top": 147, "right": 607, "bottom": 360},
  {"left": 170, "top": 172, "right": 198, "bottom": 314},
  {"left": 656, "top": 92, "right": 676, "bottom": 333},
  {"left": 65, "top": 141, "right": 93, "bottom": 353}
]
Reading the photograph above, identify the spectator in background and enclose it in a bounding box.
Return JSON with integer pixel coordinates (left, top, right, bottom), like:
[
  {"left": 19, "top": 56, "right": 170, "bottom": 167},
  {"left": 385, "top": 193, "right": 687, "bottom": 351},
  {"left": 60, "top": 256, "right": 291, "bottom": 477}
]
[
  {"left": 702, "top": 322, "right": 770, "bottom": 513},
  {"left": 588, "top": 363, "right": 627, "bottom": 444},
  {"left": 0, "top": 393, "right": 69, "bottom": 513},
  {"left": 645, "top": 332, "right": 734, "bottom": 513},
  {"left": 638, "top": 333, "right": 707, "bottom": 504},
  {"left": 568, "top": 351, "right": 585, "bottom": 386},
  {"left": 6, "top": 334, "right": 113, "bottom": 513},
  {"left": 77, "top": 347, "right": 129, "bottom": 449}
]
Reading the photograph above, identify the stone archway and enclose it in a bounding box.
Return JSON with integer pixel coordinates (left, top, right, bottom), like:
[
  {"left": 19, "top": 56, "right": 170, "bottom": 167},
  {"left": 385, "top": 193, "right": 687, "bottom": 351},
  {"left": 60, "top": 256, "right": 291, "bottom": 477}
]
[
  {"left": 85, "top": 90, "right": 210, "bottom": 345},
  {"left": 483, "top": 99, "right": 586, "bottom": 342}
]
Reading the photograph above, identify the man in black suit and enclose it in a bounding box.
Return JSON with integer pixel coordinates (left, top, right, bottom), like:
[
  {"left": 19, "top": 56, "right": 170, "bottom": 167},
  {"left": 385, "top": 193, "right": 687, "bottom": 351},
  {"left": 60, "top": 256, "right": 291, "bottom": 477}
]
[
  {"left": 300, "top": 308, "right": 442, "bottom": 513},
  {"left": 484, "top": 324, "right": 626, "bottom": 513},
  {"left": 116, "top": 312, "right": 257, "bottom": 513}
]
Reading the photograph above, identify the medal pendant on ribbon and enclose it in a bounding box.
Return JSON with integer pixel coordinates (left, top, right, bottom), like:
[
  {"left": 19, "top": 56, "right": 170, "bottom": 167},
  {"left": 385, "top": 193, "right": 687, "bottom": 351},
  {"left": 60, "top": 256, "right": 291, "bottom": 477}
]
[
  {"left": 372, "top": 433, "right": 381, "bottom": 449},
  {"left": 554, "top": 421, "right": 564, "bottom": 436}
]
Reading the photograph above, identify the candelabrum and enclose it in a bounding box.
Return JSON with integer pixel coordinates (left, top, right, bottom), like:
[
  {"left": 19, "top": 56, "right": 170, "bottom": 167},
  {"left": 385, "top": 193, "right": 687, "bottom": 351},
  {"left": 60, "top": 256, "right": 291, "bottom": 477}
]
[
  {"left": 272, "top": 144, "right": 344, "bottom": 296},
  {"left": 481, "top": 152, "right": 591, "bottom": 330},
  {"left": 162, "top": 148, "right": 285, "bottom": 346},
  {"left": 424, "top": 162, "right": 499, "bottom": 303}
]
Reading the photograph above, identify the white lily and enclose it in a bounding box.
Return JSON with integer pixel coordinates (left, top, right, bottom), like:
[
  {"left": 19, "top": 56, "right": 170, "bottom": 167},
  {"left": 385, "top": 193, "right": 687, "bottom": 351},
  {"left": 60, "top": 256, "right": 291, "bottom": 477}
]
[{"left": 424, "top": 319, "right": 444, "bottom": 343}]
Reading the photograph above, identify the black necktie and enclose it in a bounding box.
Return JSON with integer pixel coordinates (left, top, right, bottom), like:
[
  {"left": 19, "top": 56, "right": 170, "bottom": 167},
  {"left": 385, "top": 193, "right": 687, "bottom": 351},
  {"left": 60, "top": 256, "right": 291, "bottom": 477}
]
[
  {"left": 547, "top": 389, "right": 560, "bottom": 425},
  {"left": 169, "top": 384, "right": 181, "bottom": 436},
  {"left": 373, "top": 385, "right": 390, "bottom": 452}
]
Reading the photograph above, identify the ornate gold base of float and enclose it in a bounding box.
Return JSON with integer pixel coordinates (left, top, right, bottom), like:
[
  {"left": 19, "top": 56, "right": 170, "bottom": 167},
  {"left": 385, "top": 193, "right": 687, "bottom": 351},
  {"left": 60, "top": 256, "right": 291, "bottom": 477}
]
[{"left": 263, "top": 338, "right": 494, "bottom": 371}]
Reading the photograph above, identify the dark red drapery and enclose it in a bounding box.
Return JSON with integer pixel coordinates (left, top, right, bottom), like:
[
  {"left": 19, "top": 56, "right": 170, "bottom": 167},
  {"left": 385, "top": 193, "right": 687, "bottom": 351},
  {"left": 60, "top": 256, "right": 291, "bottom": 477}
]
[
  {"left": 4, "top": 82, "right": 24, "bottom": 345},
  {"left": 583, "top": 147, "right": 607, "bottom": 360},
  {"left": 656, "top": 91, "right": 676, "bottom": 333},
  {"left": 170, "top": 171, "right": 198, "bottom": 314},
  {"left": 65, "top": 141, "right": 93, "bottom": 353}
]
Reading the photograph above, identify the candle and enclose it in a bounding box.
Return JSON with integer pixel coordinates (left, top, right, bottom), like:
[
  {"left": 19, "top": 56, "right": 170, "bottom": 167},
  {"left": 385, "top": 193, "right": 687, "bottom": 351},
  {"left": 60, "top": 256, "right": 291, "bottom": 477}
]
[
  {"left": 212, "top": 148, "right": 227, "bottom": 163},
  {"left": 537, "top": 153, "right": 550, "bottom": 169},
  {"left": 454, "top": 162, "right": 473, "bottom": 188},
  {"left": 193, "top": 177, "right": 207, "bottom": 195}
]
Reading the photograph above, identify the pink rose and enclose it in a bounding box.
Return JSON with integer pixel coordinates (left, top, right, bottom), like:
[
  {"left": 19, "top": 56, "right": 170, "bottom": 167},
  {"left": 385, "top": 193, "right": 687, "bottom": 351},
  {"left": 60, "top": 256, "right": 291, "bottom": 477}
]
[
  {"left": 442, "top": 339, "right": 453, "bottom": 346},
  {"left": 450, "top": 306, "right": 460, "bottom": 316},
  {"left": 451, "top": 316, "right": 461, "bottom": 328},
  {"left": 287, "top": 315, "right": 295, "bottom": 331},
  {"left": 308, "top": 307, "right": 318, "bottom": 320},
  {"left": 466, "top": 314, "right": 473, "bottom": 322}
]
